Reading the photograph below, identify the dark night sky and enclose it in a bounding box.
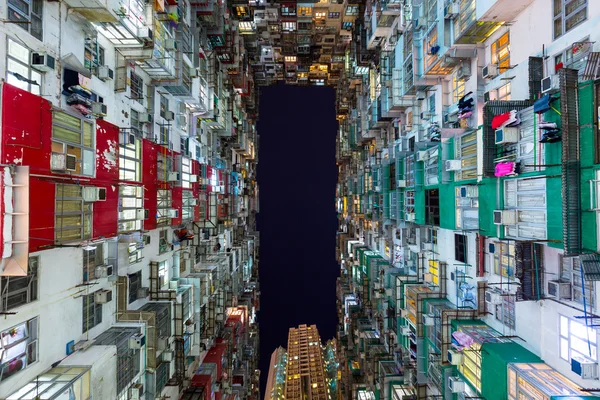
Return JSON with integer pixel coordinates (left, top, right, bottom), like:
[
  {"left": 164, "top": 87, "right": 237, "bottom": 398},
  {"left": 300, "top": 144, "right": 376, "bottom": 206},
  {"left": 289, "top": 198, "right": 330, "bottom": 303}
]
[{"left": 256, "top": 84, "right": 339, "bottom": 394}]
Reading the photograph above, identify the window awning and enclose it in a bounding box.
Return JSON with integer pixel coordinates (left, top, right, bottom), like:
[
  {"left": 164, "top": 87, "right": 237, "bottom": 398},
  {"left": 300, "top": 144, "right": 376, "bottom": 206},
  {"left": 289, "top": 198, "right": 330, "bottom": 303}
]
[{"left": 61, "top": 53, "right": 92, "bottom": 78}]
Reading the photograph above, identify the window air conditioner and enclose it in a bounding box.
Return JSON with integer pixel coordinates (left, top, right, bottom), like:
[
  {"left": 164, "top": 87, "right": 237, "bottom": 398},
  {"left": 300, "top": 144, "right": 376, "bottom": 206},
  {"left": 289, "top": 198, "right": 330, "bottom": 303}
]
[
  {"left": 423, "top": 272, "right": 433, "bottom": 283},
  {"left": 400, "top": 326, "right": 411, "bottom": 335},
  {"left": 444, "top": 113, "right": 458, "bottom": 124},
  {"left": 397, "top": 179, "right": 407, "bottom": 188},
  {"left": 164, "top": 39, "right": 177, "bottom": 50},
  {"left": 162, "top": 351, "right": 174, "bottom": 362},
  {"left": 168, "top": 209, "right": 179, "bottom": 218},
  {"left": 51, "top": 152, "right": 67, "bottom": 171},
  {"left": 422, "top": 242, "right": 433, "bottom": 251},
  {"left": 547, "top": 280, "right": 572, "bottom": 300},
  {"left": 136, "top": 208, "right": 148, "bottom": 220},
  {"left": 164, "top": 110, "right": 175, "bottom": 121},
  {"left": 541, "top": 75, "right": 560, "bottom": 94},
  {"left": 493, "top": 210, "right": 517, "bottom": 225},
  {"left": 139, "top": 113, "right": 153, "bottom": 123},
  {"left": 95, "top": 289, "right": 113, "bottom": 304},
  {"left": 143, "top": 235, "right": 151, "bottom": 245},
  {"left": 449, "top": 376, "right": 466, "bottom": 393},
  {"left": 128, "top": 333, "right": 146, "bottom": 349},
  {"left": 95, "top": 265, "right": 114, "bottom": 278},
  {"left": 97, "top": 65, "right": 114, "bottom": 81},
  {"left": 416, "top": 151, "right": 428, "bottom": 162},
  {"left": 91, "top": 102, "right": 107, "bottom": 115},
  {"left": 447, "top": 350, "right": 463, "bottom": 365},
  {"left": 190, "top": 198, "right": 198, "bottom": 206},
  {"left": 167, "top": 172, "right": 181, "bottom": 181},
  {"left": 414, "top": 18, "right": 426, "bottom": 30},
  {"left": 83, "top": 186, "right": 107, "bottom": 202},
  {"left": 189, "top": 175, "right": 198, "bottom": 183},
  {"left": 398, "top": 308, "right": 407, "bottom": 318},
  {"left": 445, "top": 160, "right": 462, "bottom": 171},
  {"left": 495, "top": 127, "right": 519, "bottom": 144},
  {"left": 482, "top": 64, "right": 498, "bottom": 79},
  {"left": 405, "top": 213, "right": 416, "bottom": 222},
  {"left": 444, "top": 2, "right": 458, "bottom": 19},
  {"left": 485, "top": 291, "right": 502, "bottom": 305},
  {"left": 31, "top": 52, "right": 56, "bottom": 72},
  {"left": 456, "top": 64, "right": 471, "bottom": 80},
  {"left": 137, "top": 287, "right": 150, "bottom": 299},
  {"left": 571, "top": 356, "right": 599, "bottom": 379},
  {"left": 137, "top": 27, "right": 153, "bottom": 41},
  {"left": 189, "top": 67, "right": 198, "bottom": 78},
  {"left": 375, "top": 185, "right": 381, "bottom": 192},
  {"left": 422, "top": 315, "right": 435, "bottom": 326}
]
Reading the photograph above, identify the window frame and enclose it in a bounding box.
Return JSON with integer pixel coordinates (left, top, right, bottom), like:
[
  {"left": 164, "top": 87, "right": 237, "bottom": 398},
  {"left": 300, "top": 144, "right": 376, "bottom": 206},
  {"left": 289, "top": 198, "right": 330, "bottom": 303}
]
[
  {"left": 503, "top": 178, "right": 547, "bottom": 240},
  {"left": 493, "top": 241, "right": 516, "bottom": 278},
  {"left": 425, "top": 189, "right": 440, "bottom": 226},
  {"left": 553, "top": 0, "right": 587, "bottom": 40},
  {"left": 130, "top": 71, "right": 144, "bottom": 102},
  {"left": 157, "top": 190, "right": 173, "bottom": 227},
  {"left": 559, "top": 314, "right": 598, "bottom": 363},
  {"left": 0, "top": 317, "right": 38, "bottom": 383},
  {"left": 52, "top": 111, "right": 96, "bottom": 177},
  {"left": 560, "top": 255, "right": 595, "bottom": 309},
  {"left": 7, "top": 0, "right": 43, "bottom": 40},
  {"left": 55, "top": 184, "right": 93, "bottom": 243},
  {"left": 83, "top": 246, "right": 104, "bottom": 282},
  {"left": 452, "top": 74, "right": 465, "bottom": 104},
  {"left": 158, "top": 261, "right": 168, "bottom": 287},
  {"left": 6, "top": 38, "right": 42, "bottom": 95},
  {"left": 0, "top": 257, "right": 39, "bottom": 311},
  {"left": 128, "top": 270, "right": 142, "bottom": 304},
  {"left": 82, "top": 291, "right": 103, "bottom": 333},
  {"left": 118, "top": 185, "right": 143, "bottom": 232},
  {"left": 491, "top": 31, "right": 510, "bottom": 73},
  {"left": 182, "top": 190, "right": 195, "bottom": 222},
  {"left": 454, "top": 234, "right": 467, "bottom": 264},
  {"left": 159, "top": 229, "right": 170, "bottom": 254},
  {"left": 160, "top": 95, "right": 169, "bottom": 119},
  {"left": 119, "top": 135, "right": 142, "bottom": 182}
]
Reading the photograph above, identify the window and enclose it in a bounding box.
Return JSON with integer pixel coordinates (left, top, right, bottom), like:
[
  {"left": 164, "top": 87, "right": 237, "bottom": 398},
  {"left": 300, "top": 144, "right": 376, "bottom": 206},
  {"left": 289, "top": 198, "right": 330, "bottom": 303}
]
[
  {"left": 424, "top": 147, "right": 439, "bottom": 185},
  {"left": 405, "top": 155, "right": 415, "bottom": 187},
  {"left": 83, "top": 246, "right": 104, "bottom": 282},
  {"left": 160, "top": 95, "right": 169, "bottom": 119},
  {"left": 404, "top": 190, "right": 415, "bottom": 217},
  {"left": 494, "top": 292, "right": 516, "bottom": 330},
  {"left": 346, "top": 5, "right": 359, "bottom": 16},
  {"left": 455, "top": 185, "right": 479, "bottom": 230},
  {"left": 159, "top": 229, "right": 170, "bottom": 254},
  {"left": 128, "top": 242, "right": 143, "bottom": 264},
  {"left": 119, "top": 135, "right": 142, "bottom": 182},
  {"left": 84, "top": 37, "right": 104, "bottom": 72},
  {"left": 328, "top": 12, "right": 340, "bottom": 18},
  {"left": 0, "top": 257, "right": 39, "bottom": 311},
  {"left": 553, "top": 0, "right": 587, "bottom": 39},
  {"left": 55, "top": 184, "right": 92, "bottom": 243},
  {"left": 82, "top": 292, "right": 103, "bottom": 333},
  {"left": 424, "top": 26, "right": 438, "bottom": 71},
  {"left": 454, "top": 131, "right": 477, "bottom": 181},
  {"left": 298, "top": 6, "right": 312, "bottom": 16},
  {"left": 128, "top": 270, "right": 142, "bottom": 304},
  {"left": 6, "top": 39, "right": 41, "bottom": 95},
  {"left": 119, "top": 185, "right": 143, "bottom": 232},
  {"left": 315, "top": 11, "right": 326, "bottom": 19},
  {"left": 554, "top": 40, "right": 592, "bottom": 77},
  {"left": 452, "top": 74, "right": 465, "bottom": 103},
  {"left": 52, "top": 111, "right": 95, "bottom": 176},
  {"left": 130, "top": 72, "right": 143, "bottom": 101},
  {"left": 282, "top": 21, "right": 296, "bottom": 31},
  {"left": 425, "top": 189, "right": 440, "bottom": 226},
  {"left": 281, "top": 5, "right": 295, "bottom": 15},
  {"left": 182, "top": 190, "right": 194, "bottom": 221},
  {"left": 157, "top": 190, "right": 172, "bottom": 227},
  {"left": 159, "top": 124, "right": 170, "bottom": 146},
  {"left": 491, "top": 32, "right": 510, "bottom": 73},
  {"left": 454, "top": 234, "right": 467, "bottom": 263},
  {"left": 561, "top": 256, "right": 594, "bottom": 308},
  {"left": 158, "top": 261, "right": 168, "bottom": 287},
  {"left": 559, "top": 315, "right": 597, "bottom": 363},
  {"left": 130, "top": 109, "right": 144, "bottom": 136},
  {"left": 0, "top": 318, "right": 38, "bottom": 383},
  {"left": 488, "top": 82, "right": 511, "bottom": 101},
  {"left": 7, "top": 0, "right": 43, "bottom": 40},
  {"left": 235, "top": 6, "right": 248, "bottom": 17},
  {"left": 342, "top": 21, "right": 353, "bottom": 30},
  {"left": 504, "top": 178, "right": 547, "bottom": 240},
  {"left": 494, "top": 241, "right": 515, "bottom": 278}
]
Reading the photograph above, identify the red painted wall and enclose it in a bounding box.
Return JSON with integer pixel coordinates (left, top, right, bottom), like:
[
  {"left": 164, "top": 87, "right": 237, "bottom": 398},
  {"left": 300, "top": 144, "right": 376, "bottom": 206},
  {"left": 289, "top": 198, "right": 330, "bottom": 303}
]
[
  {"left": 93, "top": 120, "right": 120, "bottom": 238},
  {"left": 142, "top": 139, "right": 160, "bottom": 230}
]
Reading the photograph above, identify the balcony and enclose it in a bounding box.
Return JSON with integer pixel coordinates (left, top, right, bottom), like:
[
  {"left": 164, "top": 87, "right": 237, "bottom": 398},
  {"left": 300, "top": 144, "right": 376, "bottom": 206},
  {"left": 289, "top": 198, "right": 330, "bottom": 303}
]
[
  {"left": 135, "top": 20, "right": 177, "bottom": 79},
  {"left": 94, "top": 0, "right": 150, "bottom": 46},
  {"left": 476, "top": 0, "right": 535, "bottom": 23},
  {"left": 63, "top": 0, "right": 121, "bottom": 22},
  {"left": 453, "top": 0, "right": 504, "bottom": 44}
]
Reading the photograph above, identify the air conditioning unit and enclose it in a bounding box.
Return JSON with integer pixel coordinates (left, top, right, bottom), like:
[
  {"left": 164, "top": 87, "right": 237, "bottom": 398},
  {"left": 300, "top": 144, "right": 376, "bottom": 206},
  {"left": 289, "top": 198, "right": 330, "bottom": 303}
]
[
  {"left": 183, "top": 252, "right": 191, "bottom": 260},
  {"left": 91, "top": 102, "right": 107, "bottom": 115},
  {"left": 571, "top": 356, "right": 599, "bottom": 379},
  {"left": 164, "top": 38, "right": 177, "bottom": 51},
  {"left": 375, "top": 185, "right": 381, "bottom": 192},
  {"left": 137, "top": 27, "right": 153, "bottom": 40},
  {"left": 398, "top": 308, "right": 408, "bottom": 318},
  {"left": 157, "top": 336, "right": 170, "bottom": 351},
  {"left": 121, "top": 132, "right": 136, "bottom": 146},
  {"left": 129, "top": 383, "right": 144, "bottom": 400},
  {"left": 135, "top": 208, "right": 148, "bottom": 220},
  {"left": 167, "top": 172, "right": 180, "bottom": 181},
  {"left": 137, "top": 287, "right": 149, "bottom": 299},
  {"left": 423, "top": 272, "right": 433, "bottom": 283},
  {"left": 189, "top": 67, "right": 199, "bottom": 78},
  {"left": 405, "top": 213, "right": 416, "bottom": 222},
  {"left": 456, "top": 64, "right": 471, "bottom": 80},
  {"left": 444, "top": 2, "right": 458, "bottom": 19},
  {"left": 422, "top": 242, "right": 433, "bottom": 251},
  {"left": 190, "top": 175, "right": 198, "bottom": 183},
  {"left": 162, "top": 351, "right": 174, "bottom": 362},
  {"left": 444, "top": 113, "right": 458, "bottom": 124},
  {"left": 83, "top": 186, "right": 107, "bottom": 202},
  {"left": 50, "top": 152, "right": 67, "bottom": 171},
  {"left": 482, "top": 64, "right": 499, "bottom": 79},
  {"left": 495, "top": 127, "right": 519, "bottom": 144},
  {"left": 422, "top": 315, "right": 435, "bottom": 326},
  {"left": 95, "top": 265, "right": 114, "bottom": 278},
  {"left": 541, "top": 75, "right": 560, "bottom": 94},
  {"left": 97, "top": 65, "right": 114, "bottom": 81},
  {"left": 459, "top": 186, "right": 478, "bottom": 198},
  {"left": 31, "top": 52, "right": 56, "bottom": 72},
  {"left": 168, "top": 209, "right": 179, "bottom": 218},
  {"left": 129, "top": 333, "right": 146, "bottom": 349},
  {"left": 416, "top": 151, "right": 428, "bottom": 162},
  {"left": 485, "top": 291, "right": 502, "bottom": 305},
  {"left": 189, "top": 198, "right": 198, "bottom": 206},
  {"left": 95, "top": 289, "right": 113, "bottom": 304},
  {"left": 414, "top": 18, "right": 426, "bottom": 30},
  {"left": 400, "top": 326, "right": 411, "bottom": 336},
  {"left": 397, "top": 179, "right": 406, "bottom": 188},
  {"left": 139, "top": 113, "right": 153, "bottom": 123},
  {"left": 493, "top": 210, "right": 517, "bottom": 225},
  {"left": 449, "top": 376, "right": 466, "bottom": 393},
  {"left": 445, "top": 160, "right": 461, "bottom": 171},
  {"left": 447, "top": 349, "right": 463, "bottom": 365},
  {"left": 186, "top": 324, "right": 195, "bottom": 334},
  {"left": 164, "top": 110, "right": 175, "bottom": 121},
  {"left": 547, "top": 280, "right": 572, "bottom": 300}
]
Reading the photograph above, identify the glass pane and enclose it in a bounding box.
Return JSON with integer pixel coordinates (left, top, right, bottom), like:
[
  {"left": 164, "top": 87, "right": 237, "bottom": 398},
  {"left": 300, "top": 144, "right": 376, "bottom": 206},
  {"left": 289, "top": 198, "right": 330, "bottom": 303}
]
[
  {"left": 554, "top": 16, "right": 563, "bottom": 37},
  {"left": 82, "top": 149, "right": 94, "bottom": 176},
  {"left": 53, "top": 126, "right": 81, "bottom": 144},
  {"left": 560, "top": 316, "right": 569, "bottom": 337},
  {"left": 8, "top": 39, "right": 29, "bottom": 63},
  {"left": 54, "top": 112, "right": 81, "bottom": 130},
  {"left": 83, "top": 122, "right": 93, "bottom": 147},
  {"left": 560, "top": 337, "right": 569, "bottom": 360}
]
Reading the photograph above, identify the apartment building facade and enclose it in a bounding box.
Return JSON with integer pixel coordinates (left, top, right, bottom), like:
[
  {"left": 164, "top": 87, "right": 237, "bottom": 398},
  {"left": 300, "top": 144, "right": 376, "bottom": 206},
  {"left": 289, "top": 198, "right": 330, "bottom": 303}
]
[{"left": 335, "top": 0, "right": 600, "bottom": 399}]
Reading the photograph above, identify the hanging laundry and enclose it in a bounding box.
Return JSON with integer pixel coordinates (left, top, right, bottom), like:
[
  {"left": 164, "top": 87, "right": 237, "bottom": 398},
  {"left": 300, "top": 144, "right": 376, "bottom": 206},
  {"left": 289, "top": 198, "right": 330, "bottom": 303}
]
[
  {"left": 538, "top": 121, "right": 558, "bottom": 129},
  {"left": 495, "top": 161, "right": 517, "bottom": 177},
  {"left": 533, "top": 94, "right": 556, "bottom": 114}
]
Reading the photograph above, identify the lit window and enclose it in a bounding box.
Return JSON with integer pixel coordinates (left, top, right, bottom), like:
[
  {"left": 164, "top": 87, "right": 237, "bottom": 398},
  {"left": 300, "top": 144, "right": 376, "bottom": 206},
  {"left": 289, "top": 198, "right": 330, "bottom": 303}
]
[
  {"left": 491, "top": 32, "right": 510, "bottom": 73},
  {"left": 118, "top": 185, "right": 143, "bottom": 232},
  {"left": 119, "top": 135, "right": 141, "bottom": 182},
  {"left": 158, "top": 261, "right": 168, "bottom": 287},
  {"left": 488, "top": 82, "right": 511, "bottom": 101},
  {"left": 285, "top": 56, "right": 297, "bottom": 63},
  {"left": 52, "top": 111, "right": 95, "bottom": 176},
  {"left": 7, "top": 0, "right": 43, "bottom": 40},
  {"left": 0, "top": 257, "right": 39, "bottom": 311},
  {"left": 0, "top": 318, "right": 38, "bottom": 383},
  {"left": 6, "top": 38, "right": 41, "bottom": 95},
  {"left": 559, "top": 315, "right": 597, "bottom": 363},
  {"left": 345, "top": 5, "right": 358, "bottom": 16},
  {"left": 282, "top": 21, "right": 296, "bottom": 31},
  {"left": 82, "top": 291, "right": 103, "bottom": 333},
  {"left": 298, "top": 6, "right": 312, "bottom": 16},
  {"left": 452, "top": 74, "right": 465, "bottom": 103},
  {"left": 315, "top": 11, "right": 326, "bottom": 19},
  {"left": 493, "top": 241, "right": 515, "bottom": 278},
  {"left": 55, "top": 185, "right": 92, "bottom": 243},
  {"left": 157, "top": 190, "right": 173, "bottom": 228},
  {"left": 83, "top": 246, "right": 104, "bottom": 282},
  {"left": 553, "top": 0, "right": 587, "bottom": 39},
  {"left": 328, "top": 12, "right": 340, "bottom": 18}
]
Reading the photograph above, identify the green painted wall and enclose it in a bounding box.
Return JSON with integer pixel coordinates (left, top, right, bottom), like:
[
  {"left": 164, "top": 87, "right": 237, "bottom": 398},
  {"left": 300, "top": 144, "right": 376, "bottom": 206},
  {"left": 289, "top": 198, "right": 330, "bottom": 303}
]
[
  {"left": 415, "top": 189, "right": 426, "bottom": 225},
  {"left": 439, "top": 182, "right": 456, "bottom": 230},
  {"left": 478, "top": 178, "right": 499, "bottom": 237}
]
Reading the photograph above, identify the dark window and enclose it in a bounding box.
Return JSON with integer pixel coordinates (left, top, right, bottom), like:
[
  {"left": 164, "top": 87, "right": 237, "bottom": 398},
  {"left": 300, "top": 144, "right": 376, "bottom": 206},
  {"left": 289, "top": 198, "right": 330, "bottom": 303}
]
[
  {"left": 82, "top": 292, "right": 103, "bottom": 333},
  {"left": 425, "top": 189, "right": 440, "bottom": 225},
  {"left": 128, "top": 270, "right": 142, "bottom": 304},
  {"left": 130, "top": 72, "right": 143, "bottom": 101},
  {"left": 455, "top": 234, "right": 467, "bottom": 263},
  {"left": 409, "top": 137, "right": 415, "bottom": 152},
  {"left": 0, "top": 257, "right": 39, "bottom": 311},
  {"left": 160, "top": 95, "right": 169, "bottom": 118},
  {"left": 7, "top": 0, "right": 43, "bottom": 40},
  {"left": 553, "top": 0, "right": 587, "bottom": 39},
  {"left": 390, "top": 163, "right": 396, "bottom": 190},
  {"left": 83, "top": 246, "right": 103, "bottom": 282}
]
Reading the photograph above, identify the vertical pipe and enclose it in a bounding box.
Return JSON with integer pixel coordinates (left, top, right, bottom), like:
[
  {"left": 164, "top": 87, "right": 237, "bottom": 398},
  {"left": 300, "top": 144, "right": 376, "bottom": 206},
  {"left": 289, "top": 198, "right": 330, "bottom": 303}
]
[{"left": 580, "top": 260, "right": 593, "bottom": 358}]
